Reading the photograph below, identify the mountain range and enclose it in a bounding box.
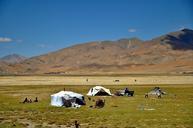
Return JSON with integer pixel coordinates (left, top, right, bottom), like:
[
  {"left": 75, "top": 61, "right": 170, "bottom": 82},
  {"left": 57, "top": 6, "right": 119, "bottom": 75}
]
[
  {"left": 0, "top": 28, "right": 193, "bottom": 75},
  {"left": 0, "top": 54, "right": 27, "bottom": 64}
]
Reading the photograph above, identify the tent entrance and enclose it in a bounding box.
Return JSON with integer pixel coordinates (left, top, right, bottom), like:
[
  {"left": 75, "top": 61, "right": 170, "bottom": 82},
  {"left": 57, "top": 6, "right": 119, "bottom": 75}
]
[
  {"left": 75, "top": 97, "right": 86, "bottom": 105},
  {"left": 95, "top": 89, "right": 110, "bottom": 96}
]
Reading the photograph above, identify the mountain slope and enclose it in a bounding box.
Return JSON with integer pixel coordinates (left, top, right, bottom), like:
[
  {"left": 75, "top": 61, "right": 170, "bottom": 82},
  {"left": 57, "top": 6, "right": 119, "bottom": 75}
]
[
  {"left": 152, "top": 28, "right": 193, "bottom": 50},
  {"left": 0, "top": 54, "right": 27, "bottom": 64},
  {"left": 1, "top": 29, "right": 193, "bottom": 75}
]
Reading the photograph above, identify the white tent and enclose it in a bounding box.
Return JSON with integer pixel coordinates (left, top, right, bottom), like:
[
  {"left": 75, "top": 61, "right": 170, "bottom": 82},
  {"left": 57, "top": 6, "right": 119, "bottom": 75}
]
[
  {"left": 87, "top": 86, "right": 112, "bottom": 96},
  {"left": 51, "top": 91, "right": 85, "bottom": 107},
  {"left": 148, "top": 87, "right": 166, "bottom": 95}
]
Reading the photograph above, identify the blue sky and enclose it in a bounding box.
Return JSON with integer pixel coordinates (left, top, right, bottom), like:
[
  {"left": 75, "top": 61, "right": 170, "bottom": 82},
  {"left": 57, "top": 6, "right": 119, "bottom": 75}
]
[{"left": 0, "top": 0, "right": 193, "bottom": 57}]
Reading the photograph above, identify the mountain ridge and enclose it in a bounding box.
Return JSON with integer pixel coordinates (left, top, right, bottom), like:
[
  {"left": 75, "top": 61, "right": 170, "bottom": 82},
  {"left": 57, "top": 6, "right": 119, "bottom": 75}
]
[
  {"left": 0, "top": 29, "right": 193, "bottom": 75},
  {"left": 0, "top": 54, "right": 27, "bottom": 64}
]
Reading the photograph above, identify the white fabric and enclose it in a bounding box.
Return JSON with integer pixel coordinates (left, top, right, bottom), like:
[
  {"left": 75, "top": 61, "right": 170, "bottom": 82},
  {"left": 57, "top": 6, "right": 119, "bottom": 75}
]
[
  {"left": 50, "top": 91, "right": 83, "bottom": 107},
  {"left": 87, "top": 86, "right": 112, "bottom": 96},
  {"left": 71, "top": 102, "right": 81, "bottom": 108},
  {"left": 148, "top": 88, "right": 166, "bottom": 96}
]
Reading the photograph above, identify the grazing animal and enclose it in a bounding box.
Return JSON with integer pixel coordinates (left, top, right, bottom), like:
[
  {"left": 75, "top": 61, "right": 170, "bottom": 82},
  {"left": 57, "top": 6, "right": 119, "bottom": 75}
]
[
  {"left": 88, "top": 97, "right": 91, "bottom": 101},
  {"left": 145, "top": 93, "right": 148, "bottom": 98},
  {"left": 114, "top": 80, "right": 120, "bottom": 82},
  {"left": 95, "top": 99, "right": 105, "bottom": 108}
]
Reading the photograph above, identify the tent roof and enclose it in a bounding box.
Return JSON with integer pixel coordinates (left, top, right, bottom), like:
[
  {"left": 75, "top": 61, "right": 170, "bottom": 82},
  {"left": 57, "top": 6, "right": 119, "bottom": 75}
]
[
  {"left": 51, "top": 91, "right": 83, "bottom": 98},
  {"left": 148, "top": 87, "right": 165, "bottom": 95},
  {"left": 50, "top": 91, "right": 84, "bottom": 107},
  {"left": 87, "top": 86, "right": 112, "bottom": 96}
]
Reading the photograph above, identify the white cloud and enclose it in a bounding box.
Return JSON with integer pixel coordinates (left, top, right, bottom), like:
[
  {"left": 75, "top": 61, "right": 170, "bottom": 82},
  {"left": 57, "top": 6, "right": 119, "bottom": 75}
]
[
  {"left": 38, "top": 44, "right": 47, "bottom": 48},
  {"left": 0, "top": 37, "right": 13, "bottom": 43},
  {"left": 128, "top": 28, "right": 137, "bottom": 33}
]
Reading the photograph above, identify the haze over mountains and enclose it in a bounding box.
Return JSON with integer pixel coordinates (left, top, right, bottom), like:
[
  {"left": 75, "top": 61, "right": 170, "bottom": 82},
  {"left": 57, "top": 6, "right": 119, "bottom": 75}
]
[
  {"left": 0, "top": 54, "right": 27, "bottom": 64},
  {"left": 1, "top": 29, "right": 193, "bottom": 75}
]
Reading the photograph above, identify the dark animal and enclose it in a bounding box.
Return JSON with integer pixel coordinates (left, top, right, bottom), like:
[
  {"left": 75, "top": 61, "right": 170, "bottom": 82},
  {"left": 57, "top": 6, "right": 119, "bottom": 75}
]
[
  {"left": 88, "top": 97, "right": 91, "bottom": 101},
  {"left": 34, "top": 97, "right": 38, "bottom": 102},
  {"left": 95, "top": 99, "right": 105, "bottom": 108},
  {"left": 74, "top": 120, "right": 80, "bottom": 128},
  {"left": 114, "top": 80, "right": 120, "bottom": 82},
  {"left": 145, "top": 93, "right": 148, "bottom": 98},
  {"left": 23, "top": 97, "right": 29, "bottom": 103}
]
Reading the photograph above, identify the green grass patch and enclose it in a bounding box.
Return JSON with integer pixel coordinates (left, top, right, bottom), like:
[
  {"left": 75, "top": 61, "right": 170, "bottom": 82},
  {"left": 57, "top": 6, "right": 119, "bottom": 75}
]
[{"left": 0, "top": 85, "right": 193, "bottom": 128}]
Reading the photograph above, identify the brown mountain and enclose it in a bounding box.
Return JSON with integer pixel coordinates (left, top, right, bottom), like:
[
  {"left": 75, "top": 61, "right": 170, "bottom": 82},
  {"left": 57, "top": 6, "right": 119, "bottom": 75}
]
[
  {"left": 1, "top": 29, "right": 193, "bottom": 75},
  {"left": 0, "top": 54, "right": 27, "bottom": 64}
]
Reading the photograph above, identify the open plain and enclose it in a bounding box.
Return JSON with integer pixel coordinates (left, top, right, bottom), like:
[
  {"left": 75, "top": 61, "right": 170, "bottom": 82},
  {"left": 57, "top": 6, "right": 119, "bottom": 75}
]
[
  {"left": 0, "top": 75, "right": 193, "bottom": 128},
  {"left": 1, "top": 75, "right": 193, "bottom": 86}
]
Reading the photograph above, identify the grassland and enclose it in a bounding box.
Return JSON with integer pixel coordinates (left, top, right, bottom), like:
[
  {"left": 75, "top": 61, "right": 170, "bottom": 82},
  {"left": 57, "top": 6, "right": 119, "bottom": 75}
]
[
  {"left": 1, "top": 75, "right": 193, "bottom": 86},
  {"left": 0, "top": 81, "right": 193, "bottom": 128}
]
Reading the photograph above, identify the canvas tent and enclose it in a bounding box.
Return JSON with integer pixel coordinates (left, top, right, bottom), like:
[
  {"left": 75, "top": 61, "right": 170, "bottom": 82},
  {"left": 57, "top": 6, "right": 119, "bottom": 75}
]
[
  {"left": 87, "top": 86, "right": 112, "bottom": 96},
  {"left": 51, "top": 91, "right": 85, "bottom": 107}
]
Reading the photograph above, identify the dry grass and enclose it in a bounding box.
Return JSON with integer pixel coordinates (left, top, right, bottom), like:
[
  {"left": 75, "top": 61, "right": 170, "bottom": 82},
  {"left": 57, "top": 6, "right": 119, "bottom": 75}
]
[{"left": 0, "top": 75, "right": 193, "bottom": 86}]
